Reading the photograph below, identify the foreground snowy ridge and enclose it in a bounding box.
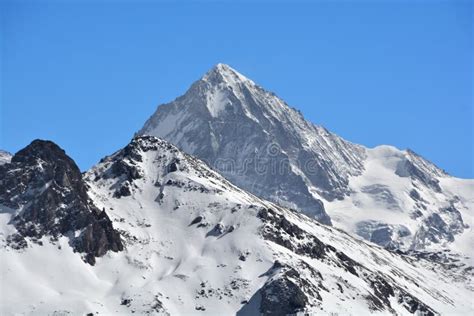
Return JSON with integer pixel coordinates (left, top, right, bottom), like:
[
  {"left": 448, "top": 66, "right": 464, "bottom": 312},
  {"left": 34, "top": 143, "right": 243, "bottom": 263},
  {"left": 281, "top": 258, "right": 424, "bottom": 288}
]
[
  {"left": 139, "top": 63, "right": 473, "bottom": 257},
  {"left": 1, "top": 136, "right": 472, "bottom": 315}
]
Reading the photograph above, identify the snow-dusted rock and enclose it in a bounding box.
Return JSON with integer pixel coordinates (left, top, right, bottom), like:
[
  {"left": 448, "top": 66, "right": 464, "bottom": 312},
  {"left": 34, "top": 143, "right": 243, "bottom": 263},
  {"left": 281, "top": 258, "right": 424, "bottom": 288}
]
[
  {"left": 0, "top": 150, "right": 12, "bottom": 165},
  {"left": 0, "top": 139, "right": 123, "bottom": 265}
]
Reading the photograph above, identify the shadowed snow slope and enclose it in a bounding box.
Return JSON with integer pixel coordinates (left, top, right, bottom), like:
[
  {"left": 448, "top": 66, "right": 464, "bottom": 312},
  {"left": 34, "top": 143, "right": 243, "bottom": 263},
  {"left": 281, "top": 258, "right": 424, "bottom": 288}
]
[
  {"left": 138, "top": 64, "right": 473, "bottom": 257},
  {"left": 2, "top": 136, "right": 471, "bottom": 315}
]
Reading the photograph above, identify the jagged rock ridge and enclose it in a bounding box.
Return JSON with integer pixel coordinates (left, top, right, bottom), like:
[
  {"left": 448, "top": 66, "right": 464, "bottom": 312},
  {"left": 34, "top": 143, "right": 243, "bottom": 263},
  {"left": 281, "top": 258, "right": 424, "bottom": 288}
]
[{"left": 0, "top": 139, "right": 123, "bottom": 264}]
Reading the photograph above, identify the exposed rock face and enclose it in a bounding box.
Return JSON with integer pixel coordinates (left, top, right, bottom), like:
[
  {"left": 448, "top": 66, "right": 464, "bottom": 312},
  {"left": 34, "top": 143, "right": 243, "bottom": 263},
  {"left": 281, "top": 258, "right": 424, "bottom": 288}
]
[
  {"left": 0, "top": 140, "right": 123, "bottom": 264},
  {"left": 258, "top": 207, "right": 327, "bottom": 259},
  {"left": 411, "top": 203, "right": 467, "bottom": 250},
  {"left": 256, "top": 206, "right": 442, "bottom": 315},
  {"left": 395, "top": 149, "right": 445, "bottom": 193},
  {"left": 259, "top": 262, "right": 309, "bottom": 316}
]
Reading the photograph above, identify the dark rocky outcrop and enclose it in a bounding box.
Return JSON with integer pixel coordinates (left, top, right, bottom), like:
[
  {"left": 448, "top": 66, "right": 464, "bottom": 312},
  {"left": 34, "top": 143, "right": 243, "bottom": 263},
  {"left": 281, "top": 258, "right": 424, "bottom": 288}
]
[
  {"left": 256, "top": 206, "right": 439, "bottom": 315},
  {"left": 0, "top": 139, "right": 123, "bottom": 264},
  {"left": 110, "top": 160, "right": 141, "bottom": 182},
  {"left": 366, "top": 275, "right": 395, "bottom": 310},
  {"left": 409, "top": 189, "right": 422, "bottom": 201},
  {"left": 259, "top": 262, "right": 309, "bottom": 316},
  {"left": 114, "top": 183, "right": 132, "bottom": 198},
  {"left": 167, "top": 158, "right": 180, "bottom": 173},
  {"left": 398, "top": 293, "right": 436, "bottom": 315},
  {"left": 258, "top": 208, "right": 327, "bottom": 259},
  {"left": 364, "top": 272, "right": 437, "bottom": 315},
  {"left": 189, "top": 215, "right": 203, "bottom": 226}
]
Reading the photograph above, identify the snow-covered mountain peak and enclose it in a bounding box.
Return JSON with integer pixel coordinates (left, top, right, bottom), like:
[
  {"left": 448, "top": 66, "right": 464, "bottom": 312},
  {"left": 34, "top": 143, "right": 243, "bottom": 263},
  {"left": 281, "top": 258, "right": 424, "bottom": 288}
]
[
  {"left": 139, "top": 64, "right": 367, "bottom": 223},
  {"left": 202, "top": 63, "right": 254, "bottom": 87},
  {"left": 187, "top": 63, "right": 307, "bottom": 123},
  {"left": 192, "top": 63, "right": 279, "bottom": 120},
  {"left": 139, "top": 65, "right": 472, "bottom": 257}
]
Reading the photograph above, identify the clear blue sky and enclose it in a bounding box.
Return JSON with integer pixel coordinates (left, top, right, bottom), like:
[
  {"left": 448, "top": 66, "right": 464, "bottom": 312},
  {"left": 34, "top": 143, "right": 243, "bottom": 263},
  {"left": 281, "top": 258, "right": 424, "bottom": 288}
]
[{"left": 1, "top": 1, "right": 472, "bottom": 178}]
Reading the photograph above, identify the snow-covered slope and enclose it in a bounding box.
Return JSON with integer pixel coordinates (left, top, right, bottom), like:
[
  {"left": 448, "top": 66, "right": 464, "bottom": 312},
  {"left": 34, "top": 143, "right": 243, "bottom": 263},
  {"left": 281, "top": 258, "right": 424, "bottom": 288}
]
[
  {"left": 2, "top": 136, "right": 471, "bottom": 315},
  {"left": 0, "top": 150, "right": 12, "bottom": 165},
  {"left": 327, "top": 146, "right": 473, "bottom": 256},
  {"left": 138, "top": 64, "right": 473, "bottom": 256}
]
